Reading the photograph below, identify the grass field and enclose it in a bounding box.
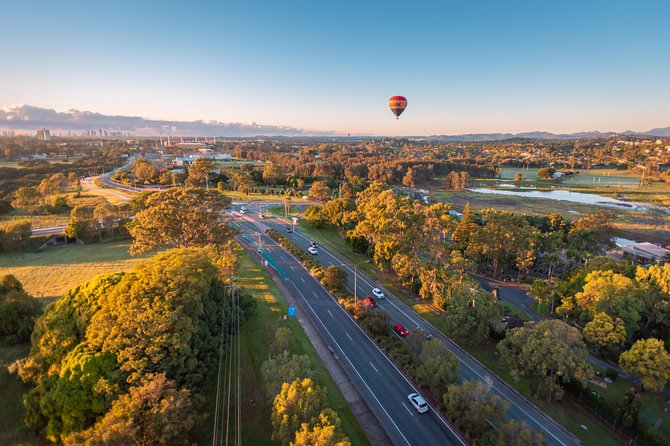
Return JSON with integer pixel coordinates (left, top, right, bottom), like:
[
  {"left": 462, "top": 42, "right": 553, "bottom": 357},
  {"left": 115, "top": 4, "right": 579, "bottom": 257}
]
[
  {"left": 0, "top": 240, "right": 148, "bottom": 299},
  {"left": 197, "top": 246, "right": 369, "bottom": 445},
  {"left": 431, "top": 189, "right": 670, "bottom": 245}
]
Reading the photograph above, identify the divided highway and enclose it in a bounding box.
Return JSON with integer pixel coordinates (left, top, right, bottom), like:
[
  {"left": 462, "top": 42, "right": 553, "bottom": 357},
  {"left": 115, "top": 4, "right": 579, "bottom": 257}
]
[
  {"left": 234, "top": 206, "right": 581, "bottom": 446},
  {"left": 231, "top": 215, "right": 467, "bottom": 446}
]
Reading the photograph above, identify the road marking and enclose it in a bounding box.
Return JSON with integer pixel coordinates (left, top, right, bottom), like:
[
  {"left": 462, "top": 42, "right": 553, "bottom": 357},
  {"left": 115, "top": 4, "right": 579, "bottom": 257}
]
[
  {"left": 286, "top": 228, "right": 570, "bottom": 445},
  {"left": 289, "top": 284, "right": 413, "bottom": 446},
  {"left": 402, "top": 402, "right": 414, "bottom": 416},
  {"left": 301, "top": 277, "right": 306, "bottom": 283},
  {"left": 327, "top": 310, "right": 334, "bottom": 318},
  {"left": 346, "top": 332, "right": 352, "bottom": 341},
  {"left": 313, "top": 291, "right": 319, "bottom": 298},
  {"left": 264, "top": 223, "right": 568, "bottom": 445},
  {"left": 369, "top": 362, "right": 379, "bottom": 373}
]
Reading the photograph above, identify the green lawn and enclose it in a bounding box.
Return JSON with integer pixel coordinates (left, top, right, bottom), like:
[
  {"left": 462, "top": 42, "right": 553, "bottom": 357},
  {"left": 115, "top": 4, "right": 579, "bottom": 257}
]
[
  {"left": 0, "top": 240, "right": 149, "bottom": 299},
  {"left": 198, "top": 245, "right": 369, "bottom": 445}
]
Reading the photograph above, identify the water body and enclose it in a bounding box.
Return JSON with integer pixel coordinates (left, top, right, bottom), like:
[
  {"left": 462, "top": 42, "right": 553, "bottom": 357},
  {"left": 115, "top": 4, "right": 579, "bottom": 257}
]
[{"left": 469, "top": 187, "right": 656, "bottom": 212}]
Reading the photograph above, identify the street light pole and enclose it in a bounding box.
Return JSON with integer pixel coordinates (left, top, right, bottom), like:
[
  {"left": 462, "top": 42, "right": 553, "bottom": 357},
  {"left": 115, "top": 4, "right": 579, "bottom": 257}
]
[{"left": 353, "top": 260, "right": 370, "bottom": 301}]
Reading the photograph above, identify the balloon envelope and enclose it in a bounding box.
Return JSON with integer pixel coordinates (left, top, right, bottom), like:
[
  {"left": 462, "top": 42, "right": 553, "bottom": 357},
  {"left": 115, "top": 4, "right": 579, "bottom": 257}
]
[{"left": 388, "top": 96, "right": 407, "bottom": 119}]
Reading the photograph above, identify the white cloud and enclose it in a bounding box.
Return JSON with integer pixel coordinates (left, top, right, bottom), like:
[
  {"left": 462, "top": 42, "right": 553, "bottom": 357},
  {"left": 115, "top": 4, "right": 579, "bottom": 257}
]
[{"left": 0, "top": 105, "right": 336, "bottom": 137}]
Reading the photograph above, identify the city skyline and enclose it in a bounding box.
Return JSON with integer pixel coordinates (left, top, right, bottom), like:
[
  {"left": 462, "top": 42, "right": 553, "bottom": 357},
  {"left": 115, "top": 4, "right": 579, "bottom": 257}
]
[{"left": 1, "top": 1, "right": 669, "bottom": 136}]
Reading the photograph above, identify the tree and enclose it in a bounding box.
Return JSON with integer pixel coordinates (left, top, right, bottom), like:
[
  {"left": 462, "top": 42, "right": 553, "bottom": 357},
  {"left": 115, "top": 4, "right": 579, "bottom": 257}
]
[
  {"left": 514, "top": 172, "right": 523, "bottom": 181},
  {"left": 498, "top": 319, "right": 593, "bottom": 400},
  {"left": 38, "top": 173, "right": 68, "bottom": 196},
  {"left": 619, "top": 338, "right": 670, "bottom": 392},
  {"left": 0, "top": 220, "right": 32, "bottom": 251},
  {"left": 583, "top": 312, "right": 627, "bottom": 351},
  {"left": 132, "top": 158, "right": 159, "bottom": 184},
  {"left": 65, "top": 206, "right": 94, "bottom": 241},
  {"left": 40, "top": 344, "right": 119, "bottom": 441},
  {"left": 321, "top": 266, "right": 346, "bottom": 292},
  {"left": 451, "top": 201, "right": 475, "bottom": 249},
  {"left": 11, "top": 186, "right": 42, "bottom": 209},
  {"left": 261, "top": 351, "right": 312, "bottom": 399},
  {"left": 62, "top": 373, "right": 200, "bottom": 446},
  {"left": 230, "top": 171, "right": 255, "bottom": 197},
  {"left": 441, "top": 281, "right": 502, "bottom": 342},
  {"left": 263, "top": 162, "right": 283, "bottom": 185},
  {"left": 308, "top": 181, "right": 331, "bottom": 203},
  {"left": 442, "top": 381, "right": 508, "bottom": 442},
  {"left": 614, "top": 387, "right": 641, "bottom": 428},
  {"left": 466, "top": 209, "right": 538, "bottom": 277},
  {"left": 402, "top": 167, "right": 415, "bottom": 187},
  {"left": 291, "top": 409, "right": 351, "bottom": 446},
  {"left": 322, "top": 198, "right": 356, "bottom": 228},
  {"left": 529, "top": 279, "right": 549, "bottom": 312},
  {"left": 85, "top": 248, "right": 229, "bottom": 386},
  {"left": 186, "top": 157, "right": 214, "bottom": 187},
  {"left": 0, "top": 275, "right": 41, "bottom": 344},
  {"left": 573, "top": 270, "right": 642, "bottom": 336},
  {"left": 570, "top": 210, "right": 617, "bottom": 249},
  {"left": 304, "top": 205, "right": 327, "bottom": 228},
  {"left": 496, "top": 419, "right": 546, "bottom": 446},
  {"left": 272, "top": 377, "right": 327, "bottom": 444},
  {"left": 271, "top": 326, "right": 296, "bottom": 356},
  {"left": 537, "top": 167, "right": 556, "bottom": 179},
  {"left": 127, "top": 188, "right": 234, "bottom": 255},
  {"left": 416, "top": 348, "right": 459, "bottom": 396}
]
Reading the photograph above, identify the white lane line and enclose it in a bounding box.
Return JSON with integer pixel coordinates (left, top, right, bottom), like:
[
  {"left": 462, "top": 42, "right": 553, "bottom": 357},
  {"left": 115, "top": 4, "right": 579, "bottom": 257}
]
[
  {"left": 402, "top": 402, "right": 414, "bottom": 416},
  {"left": 327, "top": 310, "right": 334, "bottom": 318},
  {"left": 369, "top": 362, "right": 379, "bottom": 373},
  {"left": 346, "top": 332, "right": 353, "bottom": 341},
  {"left": 289, "top": 229, "right": 567, "bottom": 445},
  {"left": 289, "top": 283, "right": 413, "bottom": 446},
  {"left": 289, "top": 254, "right": 466, "bottom": 446},
  {"left": 313, "top": 291, "right": 319, "bottom": 298},
  {"left": 301, "top": 277, "right": 306, "bottom": 283}
]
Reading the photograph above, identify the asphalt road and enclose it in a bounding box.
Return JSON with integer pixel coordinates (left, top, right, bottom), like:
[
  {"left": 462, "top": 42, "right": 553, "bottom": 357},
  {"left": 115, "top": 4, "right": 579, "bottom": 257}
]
[
  {"left": 236, "top": 207, "right": 580, "bottom": 446},
  {"left": 231, "top": 215, "right": 467, "bottom": 446}
]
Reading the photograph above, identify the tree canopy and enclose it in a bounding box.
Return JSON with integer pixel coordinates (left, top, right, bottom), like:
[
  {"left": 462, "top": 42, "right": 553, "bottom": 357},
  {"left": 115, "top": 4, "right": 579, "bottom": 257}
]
[
  {"left": 498, "top": 319, "right": 593, "bottom": 401},
  {"left": 127, "top": 187, "right": 234, "bottom": 255}
]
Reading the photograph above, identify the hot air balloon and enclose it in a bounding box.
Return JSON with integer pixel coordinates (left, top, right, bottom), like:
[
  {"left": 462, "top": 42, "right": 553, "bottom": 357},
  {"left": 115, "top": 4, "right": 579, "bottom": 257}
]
[{"left": 388, "top": 95, "right": 407, "bottom": 119}]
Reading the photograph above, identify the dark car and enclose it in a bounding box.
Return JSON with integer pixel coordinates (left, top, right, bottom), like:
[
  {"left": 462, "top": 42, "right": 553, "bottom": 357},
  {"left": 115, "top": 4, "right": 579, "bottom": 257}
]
[
  {"left": 286, "top": 226, "right": 293, "bottom": 233},
  {"left": 310, "top": 241, "right": 318, "bottom": 248},
  {"left": 393, "top": 322, "right": 409, "bottom": 337},
  {"left": 362, "top": 296, "right": 377, "bottom": 308}
]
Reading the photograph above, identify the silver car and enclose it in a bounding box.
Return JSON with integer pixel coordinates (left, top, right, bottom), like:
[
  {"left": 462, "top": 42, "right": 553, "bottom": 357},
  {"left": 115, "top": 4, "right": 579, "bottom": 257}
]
[{"left": 408, "top": 393, "right": 429, "bottom": 413}]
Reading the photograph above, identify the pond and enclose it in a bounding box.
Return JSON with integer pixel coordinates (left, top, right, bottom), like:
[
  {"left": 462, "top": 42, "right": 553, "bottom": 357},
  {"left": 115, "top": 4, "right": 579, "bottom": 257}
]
[{"left": 468, "top": 187, "right": 656, "bottom": 212}]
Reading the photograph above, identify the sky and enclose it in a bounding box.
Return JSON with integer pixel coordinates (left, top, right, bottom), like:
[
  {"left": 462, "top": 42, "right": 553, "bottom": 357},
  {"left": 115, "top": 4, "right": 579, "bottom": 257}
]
[{"left": 1, "top": 0, "right": 669, "bottom": 136}]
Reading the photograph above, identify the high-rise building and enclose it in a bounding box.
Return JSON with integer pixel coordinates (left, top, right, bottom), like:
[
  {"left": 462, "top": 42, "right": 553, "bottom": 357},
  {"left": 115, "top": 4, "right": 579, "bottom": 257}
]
[{"left": 36, "top": 128, "right": 51, "bottom": 141}]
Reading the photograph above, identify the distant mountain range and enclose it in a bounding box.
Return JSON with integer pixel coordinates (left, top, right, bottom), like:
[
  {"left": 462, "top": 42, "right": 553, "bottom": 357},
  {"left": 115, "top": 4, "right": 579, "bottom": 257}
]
[
  {"left": 426, "top": 128, "right": 670, "bottom": 142},
  {"left": 1, "top": 104, "right": 668, "bottom": 140}
]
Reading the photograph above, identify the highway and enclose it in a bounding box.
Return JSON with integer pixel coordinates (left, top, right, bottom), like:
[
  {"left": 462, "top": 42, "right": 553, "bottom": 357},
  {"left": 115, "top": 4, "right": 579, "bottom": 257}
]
[
  {"left": 235, "top": 205, "right": 581, "bottom": 446},
  {"left": 231, "top": 214, "right": 467, "bottom": 446}
]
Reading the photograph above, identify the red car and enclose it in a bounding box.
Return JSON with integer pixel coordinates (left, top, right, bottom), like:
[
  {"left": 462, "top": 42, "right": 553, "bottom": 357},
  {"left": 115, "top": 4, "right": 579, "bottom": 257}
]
[
  {"left": 362, "top": 296, "right": 377, "bottom": 308},
  {"left": 393, "top": 322, "right": 409, "bottom": 337}
]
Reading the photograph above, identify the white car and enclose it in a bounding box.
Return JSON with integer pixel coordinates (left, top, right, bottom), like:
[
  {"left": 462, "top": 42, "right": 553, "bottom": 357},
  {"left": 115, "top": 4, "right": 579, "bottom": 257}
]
[
  {"left": 308, "top": 246, "right": 318, "bottom": 255},
  {"left": 372, "top": 288, "right": 385, "bottom": 299},
  {"left": 240, "top": 206, "right": 247, "bottom": 214},
  {"left": 408, "top": 393, "right": 429, "bottom": 413}
]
